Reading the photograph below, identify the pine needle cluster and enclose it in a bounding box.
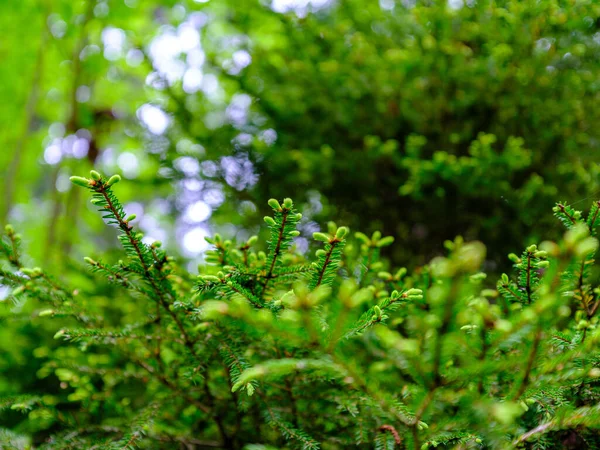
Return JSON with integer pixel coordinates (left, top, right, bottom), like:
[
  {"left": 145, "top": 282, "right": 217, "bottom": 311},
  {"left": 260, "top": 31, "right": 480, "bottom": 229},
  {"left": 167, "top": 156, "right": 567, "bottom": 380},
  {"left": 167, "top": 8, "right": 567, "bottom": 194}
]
[{"left": 2, "top": 172, "right": 600, "bottom": 449}]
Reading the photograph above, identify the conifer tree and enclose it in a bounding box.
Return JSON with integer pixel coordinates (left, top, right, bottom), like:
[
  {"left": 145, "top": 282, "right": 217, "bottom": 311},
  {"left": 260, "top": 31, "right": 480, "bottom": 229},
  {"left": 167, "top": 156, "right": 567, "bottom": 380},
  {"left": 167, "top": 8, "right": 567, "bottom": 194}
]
[{"left": 2, "top": 172, "right": 600, "bottom": 449}]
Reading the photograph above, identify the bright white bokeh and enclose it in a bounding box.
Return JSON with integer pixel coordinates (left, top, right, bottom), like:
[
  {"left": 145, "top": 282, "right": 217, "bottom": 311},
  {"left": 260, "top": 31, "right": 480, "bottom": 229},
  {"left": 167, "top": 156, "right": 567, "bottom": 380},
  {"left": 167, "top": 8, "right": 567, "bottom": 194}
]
[
  {"left": 148, "top": 18, "right": 204, "bottom": 85},
  {"left": 183, "top": 68, "right": 204, "bottom": 93},
  {"left": 72, "top": 138, "right": 89, "bottom": 159},
  {"left": 174, "top": 156, "right": 201, "bottom": 177},
  {"left": 117, "top": 152, "right": 140, "bottom": 178},
  {"left": 178, "top": 23, "right": 200, "bottom": 52},
  {"left": 187, "top": 48, "right": 205, "bottom": 67},
  {"left": 184, "top": 201, "right": 212, "bottom": 223},
  {"left": 231, "top": 50, "right": 252, "bottom": 73},
  {"left": 44, "top": 144, "right": 62, "bottom": 165},
  {"left": 102, "top": 27, "right": 126, "bottom": 61},
  {"left": 182, "top": 226, "right": 210, "bottom": 256},
  {"left": 137, "top": 104, "right": 170, "bottom": 135}
]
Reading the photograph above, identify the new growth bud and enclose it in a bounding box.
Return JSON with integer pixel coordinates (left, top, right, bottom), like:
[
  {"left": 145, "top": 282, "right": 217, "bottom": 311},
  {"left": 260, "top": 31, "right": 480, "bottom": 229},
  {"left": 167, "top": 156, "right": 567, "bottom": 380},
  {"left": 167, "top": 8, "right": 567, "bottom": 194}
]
[
  {"left": 106, "top": 175, "right": 121, "bottom": 187},
  {"left": 268, "top": 199, "right": 281, "bottom": 210},
  {"left": 376, "top": 236, "right": 394, "bottom": 247},
  {"left": 70, "top": 176, "right": 91, "bottom": 187},
  {"left": 335, "top": 226, "right": 349, "bottom": 239},
  {"left": 54, "top": 329, "right": 66, "bottom": 340},
  {"left": 313, "top": 232, "right": 331, "bottom": 243}
]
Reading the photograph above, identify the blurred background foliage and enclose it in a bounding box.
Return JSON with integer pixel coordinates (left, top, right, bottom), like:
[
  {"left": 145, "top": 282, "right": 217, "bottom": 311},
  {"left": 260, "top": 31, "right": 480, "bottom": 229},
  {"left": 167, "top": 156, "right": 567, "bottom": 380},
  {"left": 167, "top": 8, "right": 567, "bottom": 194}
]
[
  {"left": 1, "top": 0, "right": 600, "bottom": 442},
  {"left": 2, "top": 0, "right": 600, "bottom": 270}
]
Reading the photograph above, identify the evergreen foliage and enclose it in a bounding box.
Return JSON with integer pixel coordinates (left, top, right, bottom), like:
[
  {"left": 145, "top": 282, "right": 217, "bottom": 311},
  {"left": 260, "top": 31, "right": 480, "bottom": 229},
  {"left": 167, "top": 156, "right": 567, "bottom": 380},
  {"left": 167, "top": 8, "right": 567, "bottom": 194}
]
[
  {"left": 3, "top": 2, "right": 600, "bottom": 448},
  {"left": 3, "top": 172, "right": 600, "bottom": 449},
  {"left": 0, "top": 171, "right": 600, "bottom": 450}
]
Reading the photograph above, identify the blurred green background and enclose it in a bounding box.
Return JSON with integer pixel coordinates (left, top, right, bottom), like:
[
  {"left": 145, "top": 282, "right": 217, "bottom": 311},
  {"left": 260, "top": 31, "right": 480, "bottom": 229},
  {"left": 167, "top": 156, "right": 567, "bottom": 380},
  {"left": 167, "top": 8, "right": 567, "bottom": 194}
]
[
  {"left": 1, "top": 0, "right": 600, "bottom": 440},
  {"left": 2, "top": 0, "right": 600, "bottom": 271}
]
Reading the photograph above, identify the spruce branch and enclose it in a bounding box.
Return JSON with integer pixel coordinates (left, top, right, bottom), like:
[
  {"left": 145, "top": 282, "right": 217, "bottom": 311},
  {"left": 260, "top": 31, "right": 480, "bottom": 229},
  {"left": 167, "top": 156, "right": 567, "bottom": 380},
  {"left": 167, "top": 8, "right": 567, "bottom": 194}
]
[
  {"left": 343, "top": 288, "right": 423, "bottom": 339},
  {"left": 71, "top": 172, "right": 198, "bottom": 356},
  {"left": 587, "top": 200, "right": 600, "bottom": 234},
  {"left": 263, "top": 198, "right": 302, "bottom": 292},
  {"left": 309, "top": 226, "right": 348, "bottom": 290},
  {"left": 262, "top": 404, "right": 320, "bottom": 450},
  {"left": 1, "top": 224, "right": 23, "bottom": 268},
  {"left": 553, "top": 202, "right": 581, "bottom": 229}
]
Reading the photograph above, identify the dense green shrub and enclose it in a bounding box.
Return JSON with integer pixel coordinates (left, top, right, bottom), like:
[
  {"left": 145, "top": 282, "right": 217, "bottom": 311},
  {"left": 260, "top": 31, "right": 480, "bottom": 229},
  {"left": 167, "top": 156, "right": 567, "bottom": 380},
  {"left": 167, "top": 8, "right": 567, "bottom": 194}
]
[{"left": 3, "top": 171, "right": 600, "bottom": 449}]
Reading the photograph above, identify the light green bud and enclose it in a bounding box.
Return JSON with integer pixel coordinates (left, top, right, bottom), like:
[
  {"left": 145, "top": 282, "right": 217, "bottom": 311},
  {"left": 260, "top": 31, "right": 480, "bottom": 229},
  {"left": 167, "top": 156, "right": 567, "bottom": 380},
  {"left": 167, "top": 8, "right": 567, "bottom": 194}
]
[
  {"left": 70, "top": 176, "right": 90, "bottom": 187},
  {"left": 373, "top": 305, "right": 382, "bottom": 319},
  {"left": 470, "top": 272, "right": 487, "bottom": 283},
  {"left": 267, "top": 199, "right": 281, "bottom": 210},
  {"left": 54, "top": 329, "right": 66, "bottom": 340},
  {"left": 405, "top": 288, "right": 423, "bottom": 300},
  {"left": 313, "top": 232, "right": 331, "bottom": 243},
  {"left": 200, "top": 275, "right": 220, "bottom": 283},
  {"left": 335, "top": 226, "right": 349, "bottom": 239},
  {"left": 106, "top": 175, "right": 121, "bottom": 187},
  {"left": 376, "top": 236, "right": 394, "bottom": 247},
  {"left": 12, "top": 286, "right": 25, "bottom": 296},
  {"left": 354, "top": 232, "right": 369, "bottom": 244}
]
